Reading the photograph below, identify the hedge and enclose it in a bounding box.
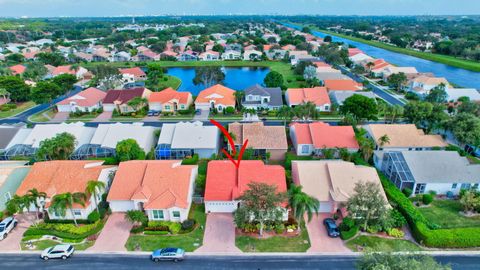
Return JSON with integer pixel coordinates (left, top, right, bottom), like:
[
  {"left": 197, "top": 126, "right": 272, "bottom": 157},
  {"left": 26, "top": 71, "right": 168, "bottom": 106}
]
[
  {"left": 23, "top": 220, "right": 105, "bottom": 240},
  {"left": 340, "top": 226, "right": 359, "bottom": 240},
  {"left": 379, "top": 171, "right": 480, "bottom": 248},
  {"left": 144, "top": 230, "right": 170, "bottom": 235},
  {"left": 182, "top": 154, "right": 199, "bottom": 165}
]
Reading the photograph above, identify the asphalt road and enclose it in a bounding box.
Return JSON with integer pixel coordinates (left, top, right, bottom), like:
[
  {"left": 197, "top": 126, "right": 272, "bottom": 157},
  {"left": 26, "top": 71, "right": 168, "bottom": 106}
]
[{"left": 0, "top": 254, "right": 479, "bottom": 270}]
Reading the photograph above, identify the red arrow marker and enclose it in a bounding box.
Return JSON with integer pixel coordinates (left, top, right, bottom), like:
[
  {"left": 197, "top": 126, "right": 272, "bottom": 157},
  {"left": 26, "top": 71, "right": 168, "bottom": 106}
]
[{"left": 210, "top": 119, "right": 248, "bottom": 169}]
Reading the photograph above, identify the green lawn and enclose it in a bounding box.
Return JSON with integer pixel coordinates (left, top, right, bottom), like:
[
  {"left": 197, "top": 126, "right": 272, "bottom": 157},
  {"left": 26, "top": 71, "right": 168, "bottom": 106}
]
[
  {"left": 418, "top": 200, "right": 480, "bottom": 229},
  {"left": 28, "top": 107, "right": 55, "bottom": 122},
  {"left": 346, "top": 235, "right": 422, "bottom": 252},
  {"left": 125, "top": 204, "right": 206, "bottom": 252},
  {"left": 21, "top": 239, "right": 94, "bottom": 251},
  {"left": 235, "top": 223, "right": 310, "bottom": 252},
  {"left": 0, "top": 101, "right": 36, "bottom": 119},
  {"left": 308, "top": 26, "right": 480, "bottom": 72},
  {"left": 147, "top": 74, "right": 182, "bottom": 91}
]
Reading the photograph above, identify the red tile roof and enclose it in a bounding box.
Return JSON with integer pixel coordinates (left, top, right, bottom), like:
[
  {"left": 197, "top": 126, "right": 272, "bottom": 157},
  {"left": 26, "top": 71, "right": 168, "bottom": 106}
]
[
  {"left": 52, "top": 65, "right": 76, "bottom": 76},
  {"left": 107, "top": 160, "right": 196, "bottom": 209},
  {"left": 204, "top": 160, "right": 286, "bottom": 201},
  {"left": 195, "top": 84, "right": 236, "bottom": 106},
  {"left": 348, "top": 48, "right": 363, "bottom": 57},
  {"left": 287, "top": 87, "right": 330, "bottom": 106},
  {"left": 148, "top": 87, "right": 191, "bottom": 104},
  {"left": 103, "top": 87, "right": 146, "bottom": 105},
  {"left": 291, "top": 122, "right": 359, "bottom": 149},
  {"left": 324, "top": 79, "right": 363, "bottom": 91},
  {"left": 56, "top": 87, "right": 106, "bottom": 107},
  {"left": 9, "top": 64, "right": 26, "bottom": 75},
  {"left": 119, "top": 67, "right": 146, "bottom": 78}
]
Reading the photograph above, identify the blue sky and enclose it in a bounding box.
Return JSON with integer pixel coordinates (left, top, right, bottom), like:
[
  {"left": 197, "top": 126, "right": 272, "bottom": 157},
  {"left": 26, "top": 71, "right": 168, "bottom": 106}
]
[{"left": 0, "top": 0, "right": 479, "bottom": 17}]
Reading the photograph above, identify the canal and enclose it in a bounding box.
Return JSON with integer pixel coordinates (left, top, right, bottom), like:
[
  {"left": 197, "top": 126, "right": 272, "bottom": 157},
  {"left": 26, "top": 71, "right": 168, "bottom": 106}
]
[{"left": 283, "top": 23, "right": 480, "bottom": 89}]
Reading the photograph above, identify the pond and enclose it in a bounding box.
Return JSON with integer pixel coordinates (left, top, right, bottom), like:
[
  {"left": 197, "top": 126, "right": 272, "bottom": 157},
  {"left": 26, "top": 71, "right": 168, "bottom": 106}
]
[
  {"left": 282, "top": 23, "right": 480, "bottom": 89},
  {"left": 166, "top": 67, "right": 270, "bottom": 95}
]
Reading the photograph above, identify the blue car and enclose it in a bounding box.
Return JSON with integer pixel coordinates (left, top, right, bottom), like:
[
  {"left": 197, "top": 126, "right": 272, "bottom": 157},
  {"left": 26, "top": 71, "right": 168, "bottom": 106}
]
[
  {"left": 151, "top": 248, "right": 185, "bottom": 262},
  {"left": 323, "top": 218, "right": 340, "bottom": 238}
]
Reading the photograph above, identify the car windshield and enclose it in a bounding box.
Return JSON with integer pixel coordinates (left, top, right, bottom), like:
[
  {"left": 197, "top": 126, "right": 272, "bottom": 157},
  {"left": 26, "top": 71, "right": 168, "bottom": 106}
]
[
  {"left": 67, "top": 246, "right": 73, "bottom": 252},
  {"left": 0, "top": 226, "right": 4, "bottom": 232}
]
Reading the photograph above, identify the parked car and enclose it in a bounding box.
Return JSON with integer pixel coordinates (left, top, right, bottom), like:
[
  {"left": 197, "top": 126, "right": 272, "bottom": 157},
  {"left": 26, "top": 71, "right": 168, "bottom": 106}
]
[
  {"left": 40, "top": 244, "right": 75, "bottom": 260},
  {"left": 0, "top": 217, "right": 17, "bottom": 240},
  {"left": 147, "top": 110, "right": 160, "bottom": 116},
  {"left": 323, "top": 218, "right": 340, "bottom": 238},
  {"left": 151, "top": 248, "right": 185, "bottom": 262}
]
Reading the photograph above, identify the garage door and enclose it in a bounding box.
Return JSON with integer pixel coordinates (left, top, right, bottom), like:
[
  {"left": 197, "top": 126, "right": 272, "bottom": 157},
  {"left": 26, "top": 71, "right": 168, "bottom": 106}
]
[
  {"left": 205, "top": 201, "right": 237, "bottom": 213},
  {"left": 318, "top": 201, "right": 333, "bottom": 213}
]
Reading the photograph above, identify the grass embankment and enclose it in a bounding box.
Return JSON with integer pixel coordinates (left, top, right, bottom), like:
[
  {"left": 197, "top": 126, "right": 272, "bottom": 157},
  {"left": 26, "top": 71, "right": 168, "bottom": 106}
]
[
  {"left": 28, "top": 107, "right": 55, "bottom": 122},
  {"left": 125, "top": 204, "right": 206, "bottom": 252},
  {"left": 0, "top": 101, "right": 36, "bottom": 119},
  {"left": 346, "top": 235, "right": 422, "bottom": 252},
  {"left": 314, "top": 27, "right": 480, "bottom": 72}
]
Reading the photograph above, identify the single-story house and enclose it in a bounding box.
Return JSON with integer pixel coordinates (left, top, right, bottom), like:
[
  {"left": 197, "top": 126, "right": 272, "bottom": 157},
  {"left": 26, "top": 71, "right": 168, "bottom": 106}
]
[
  {"left": 446, "top": 88, "right": 480, "bottom": 103},
  {"left": 265, "top": 49, "right": 287, "bottom": 60},
  {"left": 330, "top": 91, "right": 377, "bottom": 106},
  {"left": 119, "top": 67, "right": 146, "bottom": 81},
  {"left": 315, "top": 72, "right": 351, "bottom": 82},
  {"left": 134, "top": 50, "right": 160, "bottom": 61},
  {"left": 382, "top": 66, "right": 419, "bottom": 81},
  {"left": 221, "top": 50, "right": 241, "bottom": 60},
  {"left": 113, "top": 51, "right": 131, "bottom": 62},
  {"left": 194, "top": 84, "right": 236, "bottom": 112},
  {"left": 108, "top": 160, "right": 197, "bottom": 222},
  {"left": 364, "top": 59, "right": 392, "bottom": 77},
  {"left": 243, "top": 50, "right": 262, "bottom": 61},
  {"left": 16, "top": 160, "right": 116, "bottom": 220},
  {"left": 56, "top": 87, "right": 106, "bottom": 113},
  {"left": 4, "top": 122, "right": 96, "bottom": 160},
  {"left": 364, "top": 124, "right": 448, "bottom": 151},
  {"left": 71, "top": 123, "right": 157, "bottom": 159},
  {"left": 285, "top": 87, "right": 331, "bottom": 112},
  {"left": 155, "top": 121, "right": 220, "bottom": 159},
  {"left": 292, "top": 160, "right": 388, "bottom": 213},
  {"left": 199, "top": 51, "right": 220, "bottom": 61},
  {"left": 0, "top": 161, "right": 30, "bottom": 212},
  {"left": 290, "top": 122, "right": 359, "bottom": 156},
  {"left": 103, "top": 87, "right": 151, "bottom": 113},
  {"left": 349, "top": 53, "right": 373, "bottom": 65},
  {"left": 376, "top": 150, "right": 480, "bottom": 195},
  {"left": 51, "top": 65, "right": 89, "bottom": 79},
  {"left": 204, "top": 160, "right": 287, "bottom": 217},
  {"left": 407, "top": 76, "right": 450, "bottom": 96},
  {"left": 241, "top": 84, "right": 283, "bottom": 110},
  {"left": 228, "top": 122, "right": 288, "bottom": 161},
  {"left": 177, "top": 50, "right": 199, "bottom": 61},
  {"left": 324, "top": 79, "right": 363, "bottom": 92},
  {"left": 148, "top": 88, "right": 193, "bottom": 112}
]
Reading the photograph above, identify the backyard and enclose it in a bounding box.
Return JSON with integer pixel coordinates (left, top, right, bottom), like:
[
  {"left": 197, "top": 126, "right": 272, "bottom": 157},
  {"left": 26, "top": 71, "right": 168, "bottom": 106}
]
[
  {"left": 125, "top": 204, "right": 206, "bottom": 252},
  {"left": 417, "top": 199, "right": 480, "bottom": 229}
]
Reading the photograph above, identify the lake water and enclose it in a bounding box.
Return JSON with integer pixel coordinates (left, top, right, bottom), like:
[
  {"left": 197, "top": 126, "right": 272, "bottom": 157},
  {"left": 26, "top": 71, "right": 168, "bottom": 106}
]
[
  {"left": 283, "top": 23, "right": 480, "bottom": 89},
  {"left": 166, "top": 67, "right": 270, "bottom": 95}
]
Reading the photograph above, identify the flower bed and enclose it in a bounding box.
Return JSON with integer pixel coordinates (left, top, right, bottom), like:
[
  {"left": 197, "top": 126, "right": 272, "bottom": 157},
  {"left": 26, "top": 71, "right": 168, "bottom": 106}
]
[{"left": 23, "top": 220, "right": 105, "bottom": 241}]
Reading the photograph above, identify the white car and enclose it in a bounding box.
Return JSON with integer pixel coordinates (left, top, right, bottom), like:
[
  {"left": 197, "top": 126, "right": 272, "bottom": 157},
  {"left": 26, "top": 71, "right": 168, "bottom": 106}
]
[
  {"left": 0, "top": 217, "right": 18, "bottom": 240},
  {"left": 41, "top": 244, "right": 75, "bottom": 260}
]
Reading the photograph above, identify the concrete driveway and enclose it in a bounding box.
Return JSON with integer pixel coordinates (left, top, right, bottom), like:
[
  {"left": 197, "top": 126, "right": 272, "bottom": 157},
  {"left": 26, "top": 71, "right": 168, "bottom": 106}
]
[
  {"left": 89, "top": 213, "right": 133, "bottom": 252},
  {"left": 49, "top": 112, "right": 69, "bottom": 123},
  {"left": 195, "top": 213, "right": 241, "bottom": 253},
  {"left": 93, "top": 111, "right": 113, "bottom": 122},
  {"left": 193, "top": 109, "right": 209, "bottom": 121},
  {"left": 0, "top": 213, "right": 35, "bottom": 251},
  {"left": 306, "top": 214, "right": 350, "bottom": 253}
]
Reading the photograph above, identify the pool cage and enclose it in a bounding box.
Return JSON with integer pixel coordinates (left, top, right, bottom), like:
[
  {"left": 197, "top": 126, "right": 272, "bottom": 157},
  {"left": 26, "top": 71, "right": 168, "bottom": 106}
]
[
  {"left": 155, "top": 144, "right": 194, "bottom": 160},
  {"left": 2, "top": 144, "right": 36, "bottom": 160},
  {"left": 381, "top": 152, "right": 415, "bottom": 191},
  {"left": 70, "top": 144, "right": 116, "bottom": 160}
]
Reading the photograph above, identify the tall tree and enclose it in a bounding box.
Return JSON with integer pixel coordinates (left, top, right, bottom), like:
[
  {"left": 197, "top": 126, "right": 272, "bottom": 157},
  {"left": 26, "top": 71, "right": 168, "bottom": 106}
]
[
  {"left": 448, "top": 113, "right": 480, "bottom": 146},
  {"left": 36, "top": 132, "right": 76, "bottom": 161},
  {"left": 52, "top": 73, "right": 78, "bottom": 93},
  {"left": 288, "top": 185, "right": 319, "bottom": 227},
  {"left": 49, "top": 192, "right": 87, "bottom": 226},
  {"left": 340, "top": 94, "right": 378, "bottom": 122},
  {"left": 30, "top": 81, "right": 62, "bottom": 104},
  {"left": 387, "top": 72, "right": 407, "bottom": 92},
  {"left": 263, "top": 71, "right": 284, "bottom": 88},
  {"left": 276, "top": 105, "right": 294, "bottom": 127},
  {"left": 425, "top": 83, "right": 448, "bottom": 104},
  {"left": 192, "top": 66, "right": 225, "bottom": 87},
  {"left": 26, "top": 188, "right": 47, "bottom": 222},
  {"left": 127, "top": 97, "right": 148, "bottom": 112},
  {"left": 115, "top": 139, "right": 146, "bottom": 162},
  {"left": 85, "top": 180, "right": 106, "bottom": 214},
  {"left": 357, "top": 251, "right": 451, "bottom": 270},
  {"left": 294, "top": 102, "right": 319, "bottom": 121},
  {"left": 347, "top": 181, "right": 388, "bottom": 231},
  {"left": 234, "top": 182, "right": 287, "bottom": 236},
  {"left": 378, "top": 134, "right": 390, "bottom": 147},
  {"left": 0, "top": 76, "right": 31, "bottom": 102}
]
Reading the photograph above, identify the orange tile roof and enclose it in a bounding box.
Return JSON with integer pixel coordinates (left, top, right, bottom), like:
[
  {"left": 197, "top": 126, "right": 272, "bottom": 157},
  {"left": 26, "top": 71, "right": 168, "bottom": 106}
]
[
  {"left": 228, "top": 122, "right": 288, "bottom": 150},
  {"left": 291, "top": 122, "right": 359, "bottom": 149},
  {"left": 107, "top": 160, "right": 196, "bottom": 210},
  {"left": 204, "top": 160, "right": 286, "bottom": 201},
  {"left": 195, "top": 84, "right": 236, "bottom": 106},
  {"left": 148, "top": 87, "right": 191, "bottom": 104},
  {"left": 9, "top": 64, "right": 26, "bottom": 75},
  {"left": 57, "top": 87, "right": 106, "bottom": 107},
  {"left": 324, "top": 79, "right": 363, "bottom": 91},
  {"left": 16, "top": 161, "right": 110, "bottom": 209},
  {"left": 52, "top": 65, "right": 76, "bottom": 76},
  {"left": 119, "top": 67, "right": 146, "bottom": 77},
  {"left": 287, "top": 87, "right": 330, "bottom": 106},
  {"left": 348, "top": 48, "right": 363, "bottom": 57}
]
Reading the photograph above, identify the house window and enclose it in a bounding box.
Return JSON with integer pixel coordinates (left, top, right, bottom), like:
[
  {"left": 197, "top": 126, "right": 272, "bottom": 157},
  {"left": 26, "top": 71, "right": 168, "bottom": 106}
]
[
  {"left": 73, "top": 210, "right": 82, "bottom": 217},
  {"left": 172, "top": 211, "right": 181, "bottom": 218},
  {"left": 301, "top": 145, "right": 309, "bottom": 154},
  {"left": 415, "top": 148, "right": 423, "bottom": 151},
  {"left": 452, "top": 183, "right": 457, "bottom": 189},
  {"left": 180, "top": 105, "right": 185, "bottom": 109},
  {"left": 152, "top": 210, "right": 164, "bottom": 220},
  {"left": 414, "top": 183, "right": 426, "bottom": 194},
  {"left": 461, "top": 183, "right": 472, "bottom": 190},
  {"left": 165, "top": 105, "right": 171, "bottom": 110},
  {"left": 217, "top": 105, "right": 223, "bottom": 111}
]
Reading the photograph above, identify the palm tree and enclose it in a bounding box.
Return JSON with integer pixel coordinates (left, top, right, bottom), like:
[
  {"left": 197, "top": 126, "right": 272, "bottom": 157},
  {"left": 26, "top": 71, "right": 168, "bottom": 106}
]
[
  {"left": 5, "top": 195, "right": 27, "bottom": 214},
  {"left": 288, "top": 185, "right": 320, "bottom": 230},
  {"left": 378, "top": 134, "right": 390, "bottom": 147},
  {"left": 0, "top": 88, "right": 10, "bottom": 101},
  {"left": 276, "top": 105, "right": 294, "bottom": 127},
  {"left": 85, "top": 180, "right": 106, "bottom": 214},
  {"left": 26, "top": 189, "right": 47, "bottom": 222},
  {"left": 49, "top": 192, "right": 86, "bottom": 226},
  {"left": 294, "top": 102, "right": 318, "bottom": 121},
  {"left": 233, "top": 91, "right": 245, "bottom": 110}
]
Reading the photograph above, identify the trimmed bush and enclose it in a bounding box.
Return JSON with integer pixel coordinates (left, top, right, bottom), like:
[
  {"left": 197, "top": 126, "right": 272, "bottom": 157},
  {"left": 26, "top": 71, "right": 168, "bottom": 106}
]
[
  {"left": 130, "top": 225, "right": 145, "bottom": 234},
  {"left": 144, "top": 230, "right": 170, "bottom": 235},
  {"left": 146, "top": 221, "right": 182, "bottom": 234},
  {"left": 340, "top": 226, "right": 359, "bottom": 240},
  {"left": 24, "top": 220, "right": 104, "bottom": 240},
  {"left": 422, "top": 194, "right": 434, "bottom": 205},
  {"left": 87, "top": 211, "right": 100, "bottom": 223},
  {"left": 387, "top": 228, "right": 405, "bottom": 238},
  {"left": 402, "top": 188, "right": 413, "bottom": 197},
  {"left": 182, "top": 154, "right": 199, "bottom": 165},
  {"left": 181, "top": 219, "right": 195, "bottom": 231}
]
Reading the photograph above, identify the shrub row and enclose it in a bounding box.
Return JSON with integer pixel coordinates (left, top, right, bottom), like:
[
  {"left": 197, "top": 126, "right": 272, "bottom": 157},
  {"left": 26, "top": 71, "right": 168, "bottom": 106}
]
[
  {"left": 379, "top": 171, "right": 480, "bottom": 248},
  {"left": 24, "top": 220, "right": 105, "bottom": 240},
  {"left": 340, "top": 226, "right": 359, "bottom": 240},
  {"left": 144, "top": 230, "right": 170, "bottom": 235},
  {"left": 145, "top": 221, "right": 181, "bottom": 234}
]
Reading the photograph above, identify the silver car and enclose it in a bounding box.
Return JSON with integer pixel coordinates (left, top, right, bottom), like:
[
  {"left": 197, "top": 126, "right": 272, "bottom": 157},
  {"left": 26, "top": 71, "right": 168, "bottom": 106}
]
[
  {"left": 151, "top": 248, "right": 185, "bottom": 262},
  {"left": 0, "top": 217, "right": 18, "bottom": 240},
  {"left": 41, "top": 244, "right": 74, "bottom": 260}
]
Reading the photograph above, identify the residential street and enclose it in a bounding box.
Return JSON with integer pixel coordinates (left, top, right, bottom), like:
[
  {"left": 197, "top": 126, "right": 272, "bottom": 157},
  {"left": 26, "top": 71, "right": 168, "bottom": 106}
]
[{"left": 0, "top": 254, "right": 479, "bottom": 270}]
